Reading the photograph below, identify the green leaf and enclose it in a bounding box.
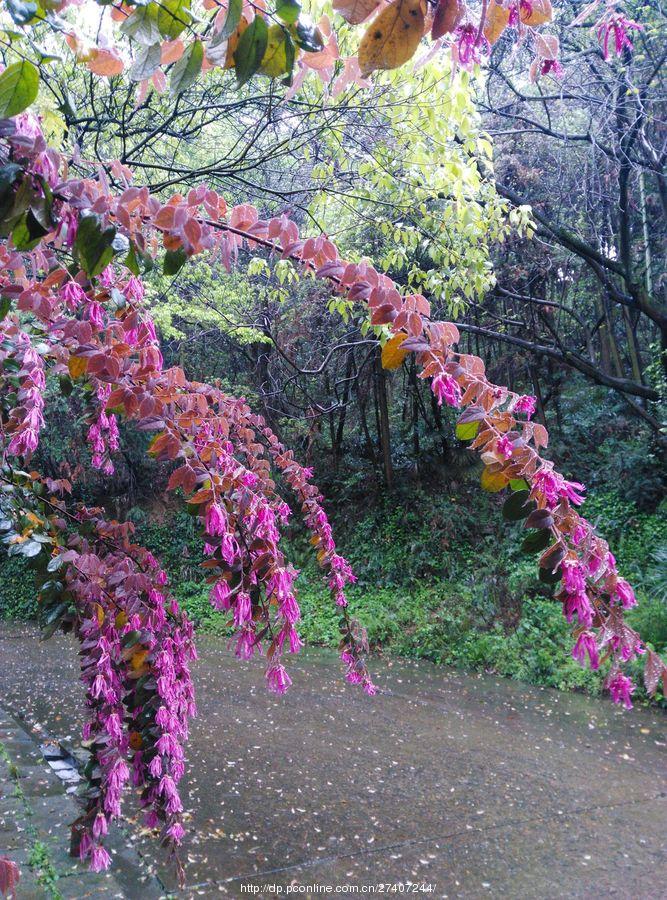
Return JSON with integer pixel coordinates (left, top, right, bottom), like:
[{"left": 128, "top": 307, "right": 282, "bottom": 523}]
[
  {"left": 163, "top": 247, "right": 187, "bottom": 275},
  {"left": 157, "top": 0, "right": 192, "bottom": 38},
  {"left": 120, "top": 3, "right": 161, "bottom": 45},
  {"left": 12, "top": 208, "right": 48, "bottom": 250},
  {"left": 259, "top": 25, "right": 294, "bottom": 78},
  {"left": 0, "top": 296, "right": 11, "bottom": 320},
  {"left": 455, "top": 421, "right": 479, "bottom": 441},
  {"left": 59, "top": 374, "right": 73, "bottom": 396},
  {"left": 129, "top": 41, "right": 162, "bottom": 81},
  {"left": 291, "top": 17, "right": 324, "bottom": 52},
  {"left": 0, "top": 163, "right": 23, "bottom": 192},
  {"left": 275, "top": 0, "right": 301, "bottom": 25},
  {"left": 125, "top": 241, "right": 140, "bottom": 276},
  {"left": 122, "top": 629, "right": 143, "bottom": 648},
  {"left": 521, "top": 529, "right": 551, "bottom": 554},
  {"left": 21, "top": 540, "right": 43, "bottom": 558},
  {"left": 502, "top": 489, "right": 535, "bottom": 522},
  {"left": 509, "top": 478, "right": 530, "bottom": 491},
  {"left": 75, "top": 213, "right": 118, "bottom": 277},
  {"left": 234, "top": 16, "right": 268, "bottom": 86},
  {"left": 539, "top": 565, "right": 562, "bottom": 586},
  {"left": 6, "top": 0, "right": 38, "bottom": 26},
  {"left": 524, "top": 508, "right": 554, "bottom": 530},
  {"left": 170, "top": 38, "right": 203, "bottom": 96},
  {"left": 0, "top": 61, "right": 40, "bottom": 118},
  {"left": 218, "top": 0, "right": 242, "bottom": 39}
]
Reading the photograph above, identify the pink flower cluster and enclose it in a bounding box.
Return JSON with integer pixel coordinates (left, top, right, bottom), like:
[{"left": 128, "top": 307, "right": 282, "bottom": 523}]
[
  {"left": 1, "top": 326, "right": 46, "bottom": 458},
  {"left": 62, "top": 517, "right": 196, "bottom": 870},
  {"left": 432, "top": 371, "right": 462, "bottom": 408},
  {"left": 597, "top": 11, "right": 642, "bottom": 59}
]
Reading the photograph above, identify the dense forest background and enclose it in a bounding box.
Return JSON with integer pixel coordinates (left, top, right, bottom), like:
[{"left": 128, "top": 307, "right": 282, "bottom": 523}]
[{"left": 1, "top": 0, "right": 665, "bottom": 701}]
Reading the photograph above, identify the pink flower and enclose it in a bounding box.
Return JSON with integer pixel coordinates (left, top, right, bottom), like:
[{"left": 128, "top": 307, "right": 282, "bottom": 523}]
[
  {"left": 613, "top": 579, "right": 636, "bottom": 609},
  {"left": 61, "top": 281, "right": 86, "bottom": 310},
  {"left": 597, "top": 13, "right": 642, "bottom": 60},
  {"left": 167, "top": 822, "right": 185, "bottom": 843},
  {"left": 234, "top": 592, "right": 252, "bottom": 627},
  {"left": 540, "top": 58, "right": 564, "bottom": 78},
  {"left": 562, "top": 562, "right": 586, "bottom": 596},
  {"left": 90, "top": 844, "right": 111, "bottom": 872},
  {"left": 606, "top": 671, "right": 634, "bottom": 710},
  {"left": 533, "top": 468, "right": 585, "bottom": 508},
  {"left": 496, "top": 435, "right": 513, "bottom": 460},
  {"left": 514, "top": 395, "right": 536, "bottom": 419},
  {"left": 92, "top": 813, "right": 108, "bottom": 839},
  {"left": 266, "top": 664, "right": 292, "bottom": 694},
  {"left": 234, "top": 630, "right": 256, "bottom": 660},
  {"left": 572, "top": 632, "right": 599, "bottom": 670},
  {"left": 87, "top": 300, "right": 106, "bottom": 330},
  {"left": 455, "top": 23, "right": 489, "bottom": 65},
  {"left": 205, "top": 502, "right": 226, "bottom": 536},
  {"left": 210, "top": 579, "right": 231, "bottom": 610},
  {"left": 562, "top": 592, "right": 594, "bottom": 627},
  {"left": 431, "top": 373, "right": 462, "bottom": 408},
  {"left": 7, "top": 427, "right": 39, "bottom": 456},
  {"left": 572, "top": 523, "right": 588, "bottom": 546},
  {"left": 124, "top": 276, "right": 144, "bottom": 302}
]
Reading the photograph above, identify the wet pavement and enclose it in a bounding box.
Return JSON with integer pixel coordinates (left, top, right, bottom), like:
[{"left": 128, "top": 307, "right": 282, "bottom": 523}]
[{"left": 0, "top": 623, "right": 665, "bottom": 898}]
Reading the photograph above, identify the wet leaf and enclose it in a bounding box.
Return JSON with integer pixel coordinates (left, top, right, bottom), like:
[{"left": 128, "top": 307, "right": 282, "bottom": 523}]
[
  {"left": 502, "top": 489, "right": 535, "bottom": 522},
  {"left": 0, "top": 61, "right": 39, "bottom": 118},
  {"left": 432, "top": 0, "right": 464, "bottom": 39},
  {"left": 381, "top": 332, "right": 409, "bottom": 370},
  {"left": 481, "top": 467, "right": 509, "bottom": 493},
  {"left": 333, "top": 0, "right": 381, "bottom": 25},
  {"left": 170, "top": 38, "right": 203, "bottom": 95},
  {"left": 358, "top": 0, "right": 425, "bottom": 77},
  {"left": 234, "top": 16, "right": 269, "bottom": 86}
]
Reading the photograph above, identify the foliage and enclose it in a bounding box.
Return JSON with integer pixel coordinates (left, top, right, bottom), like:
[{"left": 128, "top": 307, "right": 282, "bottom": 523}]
[{"left": 0, "top": 0, "right": 587, "bottom": 106}]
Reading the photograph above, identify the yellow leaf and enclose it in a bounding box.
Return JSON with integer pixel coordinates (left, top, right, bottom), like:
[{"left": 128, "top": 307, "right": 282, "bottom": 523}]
[
  {"left": 358, "top": 0, "right": 425, "bottom": 77},
  {"left": 68, "top": 356, "right": 88, "bottom": 379},
  {"left": 115, "top": 611, "right": 128, "bottom": 628},
  {"left": 521, "top": 0, "right": 552, "bottom": 25},
  {"left": 223, "top": 16, "right": 249, "bottom": 69},
  {"left": 483, "top": 0, "right": 510, "bottom": 44},
  {"left": 130, "top": 648, "right": 149, "bottom": 671},
  {"left": 381, "top": 332, "right": 409, "bottom": 370},
  {"left": 481, "top": 467, "right": 509, "bottom": 493},
  {"left": 95, "top": 603, "right": 104, "bottom": 626},
  {"left": 259, "top": 25, "right": 291, "bottom": 78}
]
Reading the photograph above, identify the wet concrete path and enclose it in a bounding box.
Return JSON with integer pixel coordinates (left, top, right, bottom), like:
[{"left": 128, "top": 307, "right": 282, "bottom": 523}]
[{"left": 0, "top": 624, "right": 665, "bottom": 898}]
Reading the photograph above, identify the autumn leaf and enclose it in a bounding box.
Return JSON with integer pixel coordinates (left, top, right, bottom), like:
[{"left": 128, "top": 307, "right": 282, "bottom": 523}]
[
  {"left": 68, "top": 356, "right": 88, "bottom": 379},
  {"left": 333, "top": 0, "right": 382, "bottom": 26},
  {"left": 483, "top": 0, "right": 510, "bottom": 44},
  {"left": 87, "top": 48, "right": 125, "bottom": 77},
  {"left": 481, "top": 466, "right": 509, "bottom": 492},
  {"left": 521, "top": 0, "right": 552, "bottom": 25},
  {"left": 431, "top": 0, "right": 464, "bottom": 39},
  {"left": 259, "top": 24, "right": 295, "bottom": 78},
  {"left": 381, "top": 332, "right": 409, "bottom": 370},
  {"left": 358, "top": 0, "right": 425, "bottom": 77}
]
